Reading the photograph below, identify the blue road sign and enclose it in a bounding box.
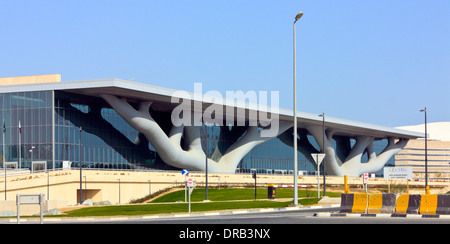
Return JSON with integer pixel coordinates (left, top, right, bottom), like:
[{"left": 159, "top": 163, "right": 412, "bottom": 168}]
[{"left": 182, "top": 169, "right": 189, "bottom": 176}]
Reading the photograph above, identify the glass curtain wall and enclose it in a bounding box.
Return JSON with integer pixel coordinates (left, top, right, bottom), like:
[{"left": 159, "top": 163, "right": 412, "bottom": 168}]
[
  {"left": 0, "top": 91, "right": 53, "bottom": 169},
  {"left": 53, "top": 91, "right": 158, "bottom": 169}
]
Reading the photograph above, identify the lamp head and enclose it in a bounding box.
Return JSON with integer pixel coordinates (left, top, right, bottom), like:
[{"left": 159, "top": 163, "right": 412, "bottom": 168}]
[{"left": 294, "top": 12, "right": 303, "bottom": 23}]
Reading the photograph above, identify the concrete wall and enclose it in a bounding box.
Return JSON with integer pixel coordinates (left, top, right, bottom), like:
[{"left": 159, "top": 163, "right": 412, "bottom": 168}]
[
  {"left": 0, "top": 169, "right": 448, "bottom": 215},
  {"left": 1, "top": 169, "right": 320, "bottom": 207},
  {"left": 0, "top": 74, "right": 61, "bottom": 85}
]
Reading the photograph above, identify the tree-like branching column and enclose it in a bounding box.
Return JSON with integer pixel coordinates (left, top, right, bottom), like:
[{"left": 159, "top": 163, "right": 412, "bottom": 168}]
[
  {"left": 101, "top": 94, "right": 292, "bottom": 173},
  {"left": 304, "top": 125, "right": 409, "bottom": 177}
]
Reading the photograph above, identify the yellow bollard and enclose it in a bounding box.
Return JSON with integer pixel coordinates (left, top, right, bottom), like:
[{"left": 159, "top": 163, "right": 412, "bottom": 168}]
[{"left": 344, "top": 175, "right": 350, "bottom": 194}]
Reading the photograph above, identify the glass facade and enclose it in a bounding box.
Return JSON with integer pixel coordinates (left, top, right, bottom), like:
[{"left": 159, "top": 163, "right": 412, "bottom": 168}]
[
  {"left": 54, "top": 91, "right": 158, "bottom": 169},
  {"left": 0, "top": 91, "right": 53, "bottom": 169},
  {"left": 240, "top": 134, "right": 393, "bottom": 176},
  {"left": 240, "top": 138, "right": 313, "bottom": 174},
  {"left": 0, "top": 90, "right": 393, "bottom": 175}
]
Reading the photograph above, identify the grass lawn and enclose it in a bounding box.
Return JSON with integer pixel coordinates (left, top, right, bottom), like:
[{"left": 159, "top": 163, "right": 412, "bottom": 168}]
[
  {"left": 63, "top": 200, "right": 292, "bottom": 217},
  {"left": 63, "top": 198, "right": 325, "bottom": 217},
  {"left": 150, "top": 187, "right": 341, "bottom": 203},
  {"left": 62, "top": 188, "right": 340, "bottom": 217}
]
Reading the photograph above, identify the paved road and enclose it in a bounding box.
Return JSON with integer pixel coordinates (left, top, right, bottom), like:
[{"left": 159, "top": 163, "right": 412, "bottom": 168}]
[
  {"left": 33, "top": 207, "right": 449, "bottom": 224},
  {"left": 7, "top": 206, "right": 446, "bottom": 242},
  {"left": 126, "top": 209, "right": 450, "bottom": 224}
]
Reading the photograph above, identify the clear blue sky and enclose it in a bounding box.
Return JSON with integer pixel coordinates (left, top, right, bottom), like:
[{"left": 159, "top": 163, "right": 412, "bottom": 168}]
[{"left": 1, "top": 0, "right": 449, "bottom": 127}]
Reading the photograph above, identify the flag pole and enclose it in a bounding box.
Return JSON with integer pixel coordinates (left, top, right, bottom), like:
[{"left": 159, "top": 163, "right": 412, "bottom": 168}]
[
  {"left": 19, "top": 121, "right": 21, "bottom": 169},
  {"left": 3, "top": 119, "right": 6, "bottom": 200},
  {"left": 2, "top": 119, "right": 5, "bottom": 165}
]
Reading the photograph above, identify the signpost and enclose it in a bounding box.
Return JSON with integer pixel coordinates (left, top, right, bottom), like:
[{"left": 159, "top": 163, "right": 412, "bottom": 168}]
[
  {"left": 311, "top": 153, "right": 326, "bottom": 198},
  {"left": 17, "top": 193, "right": 45, "bottom": 224},
  {"left": 185, "top": 178, "right": 196, "bottom": 212},
  {"left": 363, "top": 173, "right": 369, "bottom": 193},
  {"left": 384, "top": 167, "right": 413, "bottom": 193},
  {"left": 182, "top": 169, "right": 189, "bottom": 202}
]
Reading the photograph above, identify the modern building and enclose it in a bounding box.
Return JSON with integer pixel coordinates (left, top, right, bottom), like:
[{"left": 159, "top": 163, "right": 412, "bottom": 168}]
[
  {"left": 0, "top": 75, "right": 423, "bottom": 177},
  {"left": 395, "top": 122, "right": 450, "bottom": 180}
]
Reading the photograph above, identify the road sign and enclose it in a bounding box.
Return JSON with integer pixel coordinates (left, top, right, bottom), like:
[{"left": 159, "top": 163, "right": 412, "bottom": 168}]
[
  {"left": 187, "top": 178, "right": 194, "bottom": 187},
  {"left": 383, "top": 167, "right": 413, "bottom": 179},
  {"left": 186, "top": 178, "right": 196, "bottom": 195},
  {"left": 363, "top": 173, "right": 369, "bottom": 184},
  {"left": 361, "top": 173, "right": 369, "bottom": 193},
  {"left": 311, "top": 153, "right": 326, "bottom": 166},
  {"left": 182, "top": 169, "right": 189, "bottom": 176},
  {"left": 17, "top": 193, "right": 45, "bottom": 224}
]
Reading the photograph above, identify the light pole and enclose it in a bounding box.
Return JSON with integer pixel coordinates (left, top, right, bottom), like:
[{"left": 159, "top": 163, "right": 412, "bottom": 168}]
[
  {"left": 420, "top": 108, "right": 428, "bottom": 190},
  {"left": 319, "top": 113, "right": 326, "bottom": 196},
  {"left": 79, "top": 126, "right": 82, "bottom": 204},
  {"left": 205, "top": 125, "right": 208, "bottom": 201},
  {"left": 30, "top": 146, "right": 35, "bottom": 162},
  {"left": 293, "top": 11, "right": 303, "bottom": 206}
]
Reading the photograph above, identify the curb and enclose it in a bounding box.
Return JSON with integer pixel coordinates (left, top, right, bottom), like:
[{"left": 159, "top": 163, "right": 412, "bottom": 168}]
[
  {"left": 2, "top": 204, "right": 341, "bottom": 223},
  {"left": 314, "top": 212, "right": 450, "bottom": 219}
]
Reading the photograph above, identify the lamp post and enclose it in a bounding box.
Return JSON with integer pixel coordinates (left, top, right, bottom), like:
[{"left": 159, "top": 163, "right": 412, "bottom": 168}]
[
  {"left": 205, "top": 125, "right": 208, "bottom": 201},
  {"left": 293, "top": 11, "right": 303, "bottom": 206},
  {"left": 79, "top": 126, "right": 82, "bottom": 204},
  {"left": 202, "top": 120, "right": 209, "bottom": 202},
  {"left": 420, "top": 108, "right": 428, "bottom": 190},
  {"left": 319, "top": 113, "right": 326, "bottom": 196},
  {"left": 30, "top": 146, "right": 35, "bottom": 162},
  {"left": 2, "top": 119, "right": 5, "bottom": 200}
]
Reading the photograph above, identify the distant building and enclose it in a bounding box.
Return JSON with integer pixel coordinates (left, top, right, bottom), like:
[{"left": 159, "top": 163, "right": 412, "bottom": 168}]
[{"left": 395, "top": 123, "right": 450, "bottom": 180}]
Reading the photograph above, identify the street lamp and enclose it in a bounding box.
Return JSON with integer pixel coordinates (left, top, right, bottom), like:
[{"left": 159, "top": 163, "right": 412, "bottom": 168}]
[
  {"left": 318, "top": 113, "right": 326, "bottom": 196},
  {"left": 79, "top": 126, "right": 82, "bottom": 204},
  {"left": 202, "top": 121, "right": 210, "bottom": 201},
  {"left": 205, "top": 124, "right": 208, "bottom": 201},
  {"left": 420, "top": 108, "right": 428, "bottom": 190},
  {"left": 293, "top": 11, "right": 303, "bottom": 206},
  {"left": 29, "top": 146, "right": 35, "bottom": 162}
]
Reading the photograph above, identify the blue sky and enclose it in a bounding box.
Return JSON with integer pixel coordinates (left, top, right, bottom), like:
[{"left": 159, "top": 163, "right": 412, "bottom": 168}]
[{"left": 1, "top": 0, "right": 449, "bottom": 127}]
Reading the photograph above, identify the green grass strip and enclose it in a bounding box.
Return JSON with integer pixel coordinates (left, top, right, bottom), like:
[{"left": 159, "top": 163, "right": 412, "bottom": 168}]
[
  {"left": 151, "top": 188, "right": 340, "bottom": 203},
  {"left": 62, "top": 188, "right": 339, "bottom": 217},
  {"left": 64, "top": 198, "right": 320, "bottom": 217}
]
